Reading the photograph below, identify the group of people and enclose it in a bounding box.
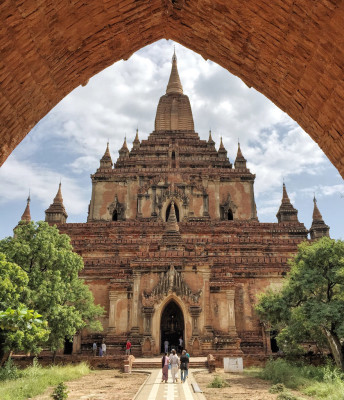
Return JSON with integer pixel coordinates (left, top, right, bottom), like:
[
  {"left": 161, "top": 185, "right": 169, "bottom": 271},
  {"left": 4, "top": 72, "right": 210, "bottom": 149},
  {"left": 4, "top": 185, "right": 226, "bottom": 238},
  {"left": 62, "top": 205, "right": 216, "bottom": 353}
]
[
  {"left": 92, "top": 339, "right": 132, "bottom": 357},
  {"left": 161, "top": 348, "right": 190, "bottom": 383},
  {"left": 92, "top": 341, "right": 107, "bottom": 357}
]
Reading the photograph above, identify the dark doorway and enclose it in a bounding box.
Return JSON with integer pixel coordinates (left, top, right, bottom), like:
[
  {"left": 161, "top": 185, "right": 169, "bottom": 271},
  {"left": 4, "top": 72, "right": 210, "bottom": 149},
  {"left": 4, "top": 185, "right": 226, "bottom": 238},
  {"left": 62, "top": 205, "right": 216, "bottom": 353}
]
[
  {"left": 161, "top": 301, "right": 184, "bottom": 353},
  {"left": 270, "top": 330, "right": 279, "bottom": 353},
  {"left": 166, "top": 203, "right": 179, "bottom": 222},
  {"left": 64, "top": 338, "right": 73, "bottom": 355},
  {"left": 171, "top": 151, "right": 176, "bottom": 168},
  {"left": 228, "top": 209, "right": 233, "bottom": 220},
  {"left": 112, "top": 210, "right": 118, "bottom": 221}
]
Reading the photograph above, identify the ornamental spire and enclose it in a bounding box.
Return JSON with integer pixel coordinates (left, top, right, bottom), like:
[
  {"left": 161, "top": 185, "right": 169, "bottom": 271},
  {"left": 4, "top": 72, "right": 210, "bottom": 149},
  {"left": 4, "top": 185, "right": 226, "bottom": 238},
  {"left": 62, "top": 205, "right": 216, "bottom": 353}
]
[
  {"left": 100, "top": 142, "right": 112, "bottom": 168},
  {"left": 276, "top": 183, "right": 299, "bottom": 223},
  {"left": 310, "top": 196, "right": 330, "bottom": 239},
  {"left": 45, "top": 183, "right": 68, "bottom": 224},
  {"left": 21, "top": 193, "right": 31, "bottom": 222},
  {"left": 166, "top": 50, "right": 183, "bottom": 95},
  {"left": 119, "top": 136, "right": 129, "bottom": 158},
  {"left": 234, "top": 142, "right": 247, "bottom": 169},
  {"left": 132, "top": 128, "right": 140, "bottom": 150}
]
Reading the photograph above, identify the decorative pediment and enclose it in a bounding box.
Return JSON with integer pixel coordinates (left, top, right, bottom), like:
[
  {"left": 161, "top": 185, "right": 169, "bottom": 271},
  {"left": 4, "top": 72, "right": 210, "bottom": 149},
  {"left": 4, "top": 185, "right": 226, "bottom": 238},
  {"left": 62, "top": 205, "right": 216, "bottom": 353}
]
[
  {"left": 143, "top": 265, "right": 202, "bottom": 306},
  {"left": 220, "top": 194, "right": 237, "bottom": 219},
  {"left": 108, "top": 194, "right": 125, "bottom": 220}
]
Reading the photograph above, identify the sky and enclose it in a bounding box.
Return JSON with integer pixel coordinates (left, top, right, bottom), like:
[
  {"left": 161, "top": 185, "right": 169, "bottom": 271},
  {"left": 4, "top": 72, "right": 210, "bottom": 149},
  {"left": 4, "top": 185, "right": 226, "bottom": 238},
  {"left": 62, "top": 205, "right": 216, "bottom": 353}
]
[{"left": 0, "top": 40, "right": 343, "bottom": 240}]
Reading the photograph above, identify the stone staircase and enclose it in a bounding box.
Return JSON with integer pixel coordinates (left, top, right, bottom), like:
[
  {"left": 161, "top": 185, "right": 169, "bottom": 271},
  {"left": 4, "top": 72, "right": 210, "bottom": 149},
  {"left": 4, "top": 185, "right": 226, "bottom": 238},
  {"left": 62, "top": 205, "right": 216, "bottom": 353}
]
[{"left": 132, "top": 356, "right": 208, "bottom": 369}]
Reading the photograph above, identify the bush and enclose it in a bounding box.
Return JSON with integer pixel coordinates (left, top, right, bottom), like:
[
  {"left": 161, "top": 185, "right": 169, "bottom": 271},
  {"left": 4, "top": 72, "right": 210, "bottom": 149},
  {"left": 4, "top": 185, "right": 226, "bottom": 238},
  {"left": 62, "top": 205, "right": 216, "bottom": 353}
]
[
  {"left": 269, "top": 383, "right": 285, "bottom": 393},
  {"left": 0, "top": 358, "right": 20, "bottom": 381},
  {"left": 277, "top": 393, "right": 305, "bottom": 400},
  {"left": 207, "top": 375, "right": 229, "bottom": 388},
  {"left": 51, "top": 382, "right": 68, "bottom": 400}
]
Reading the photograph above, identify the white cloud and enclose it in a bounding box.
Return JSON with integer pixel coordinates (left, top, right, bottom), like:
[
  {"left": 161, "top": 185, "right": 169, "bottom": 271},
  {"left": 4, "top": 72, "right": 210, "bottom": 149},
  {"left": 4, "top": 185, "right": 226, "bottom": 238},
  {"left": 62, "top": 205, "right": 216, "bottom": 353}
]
[{"left": 0, "top": 157, "right": 88, "bottom": 214}]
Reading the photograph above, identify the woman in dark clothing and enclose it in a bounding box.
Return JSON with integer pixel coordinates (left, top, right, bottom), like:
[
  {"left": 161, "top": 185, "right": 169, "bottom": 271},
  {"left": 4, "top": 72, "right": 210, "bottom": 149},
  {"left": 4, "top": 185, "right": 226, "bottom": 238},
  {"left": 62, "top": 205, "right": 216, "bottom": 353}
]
[
  {"left": 180, "top": 349, "right": 189, "bottom": 383},
  {"left": 161, "top": 352, "right": 169, "bottom": 383}
]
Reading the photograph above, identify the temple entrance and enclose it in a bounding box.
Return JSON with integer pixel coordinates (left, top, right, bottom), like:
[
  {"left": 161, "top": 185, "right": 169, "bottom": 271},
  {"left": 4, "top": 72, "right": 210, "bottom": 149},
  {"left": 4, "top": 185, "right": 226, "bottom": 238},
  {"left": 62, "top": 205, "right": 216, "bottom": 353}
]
[{"left": 160, "top": 300, "right": 184, "bottom": 353}]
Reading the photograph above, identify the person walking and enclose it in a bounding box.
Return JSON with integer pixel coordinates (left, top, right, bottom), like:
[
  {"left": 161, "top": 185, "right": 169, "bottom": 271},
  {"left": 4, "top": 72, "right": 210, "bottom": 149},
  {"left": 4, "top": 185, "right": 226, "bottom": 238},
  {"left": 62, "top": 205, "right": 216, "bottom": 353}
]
[
  {"left": 161, "top": 352, "right": 169, "bottom": 383},
  {"left": 164, "top": 339, "right": 169, "bottom": 354},
  {"left": 102, "top": 341, "right": 107, "bottom": 356},
  {"left": 169, "top": 349, "right": 180, "bottom": 383},
  {"left": 92, "top": 342, "right": 97, "bottom": 356},
  {"left": 180, "top": 350, "right": 189, "bottom": 383},
  {"left": 125, "top": 339, "right": 132, "bottom": 355}
]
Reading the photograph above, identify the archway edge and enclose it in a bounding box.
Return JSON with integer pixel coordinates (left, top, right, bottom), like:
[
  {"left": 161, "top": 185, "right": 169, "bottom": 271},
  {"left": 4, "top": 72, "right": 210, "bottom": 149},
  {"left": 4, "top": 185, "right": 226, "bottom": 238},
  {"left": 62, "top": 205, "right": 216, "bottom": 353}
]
[
  {"left": 1, "top": 2, "right": 344, "bottom": 178},
  {"left": 152, "top": 293, "right": 189, "bottom": 353}
]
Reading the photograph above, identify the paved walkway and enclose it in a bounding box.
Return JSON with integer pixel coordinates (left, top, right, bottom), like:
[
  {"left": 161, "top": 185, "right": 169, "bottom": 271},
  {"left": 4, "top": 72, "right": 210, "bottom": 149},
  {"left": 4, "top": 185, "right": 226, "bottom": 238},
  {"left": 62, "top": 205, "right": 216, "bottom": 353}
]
[{"left": 134, "top": 369, "right": 206, "bottom": 400}]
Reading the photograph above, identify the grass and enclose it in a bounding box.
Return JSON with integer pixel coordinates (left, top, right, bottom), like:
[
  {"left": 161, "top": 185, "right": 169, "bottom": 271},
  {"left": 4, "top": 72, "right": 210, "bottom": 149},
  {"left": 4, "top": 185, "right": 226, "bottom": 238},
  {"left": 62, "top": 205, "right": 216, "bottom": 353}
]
[
  {"left": 207, "top": 375, "right": 230, "bottom": 388},
  {"left": 0, "top": 361, "right": 91, "bottom": 400},
  {"left": 246, "top": 358, "right": 344, "bottom": 400}
]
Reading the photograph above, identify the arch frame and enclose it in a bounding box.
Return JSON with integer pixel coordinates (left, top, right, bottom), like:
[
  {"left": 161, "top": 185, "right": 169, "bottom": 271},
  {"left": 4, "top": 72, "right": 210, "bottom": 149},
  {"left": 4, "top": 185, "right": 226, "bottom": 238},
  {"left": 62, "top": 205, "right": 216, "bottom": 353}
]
[{"left": 151, "top": 293, "right": 191, "bottom": 354}]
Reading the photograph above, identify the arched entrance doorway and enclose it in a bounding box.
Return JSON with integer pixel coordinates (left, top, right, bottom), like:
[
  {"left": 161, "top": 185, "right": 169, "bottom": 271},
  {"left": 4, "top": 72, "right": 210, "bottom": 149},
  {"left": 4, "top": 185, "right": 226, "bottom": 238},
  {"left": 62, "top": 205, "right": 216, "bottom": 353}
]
[{"left": 160, "top": 300, "right": 184, "bottom": 353}]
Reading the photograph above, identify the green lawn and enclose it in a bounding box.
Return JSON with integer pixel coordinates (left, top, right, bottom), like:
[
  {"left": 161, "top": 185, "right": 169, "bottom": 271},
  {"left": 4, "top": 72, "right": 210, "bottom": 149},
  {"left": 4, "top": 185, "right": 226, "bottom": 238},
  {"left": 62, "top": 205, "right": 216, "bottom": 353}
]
[
  {"left": 0, "top": 361, "right": 91, "bottom": 400},
  {"left": 246, "top": 359, "right": 344, "bottom": 400}
]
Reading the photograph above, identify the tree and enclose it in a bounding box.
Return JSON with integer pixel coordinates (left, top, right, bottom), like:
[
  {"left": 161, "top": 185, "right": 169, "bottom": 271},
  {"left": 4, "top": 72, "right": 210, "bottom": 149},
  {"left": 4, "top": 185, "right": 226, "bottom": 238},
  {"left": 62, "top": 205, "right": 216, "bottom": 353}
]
[
  {"left": 0, "top": 221, "right": 104, "bottom": 354},
  {"left": 256, "top": 237, "right": 344, "bottom": 369},
  {"left": 0, "top": 253, "right": 49, "bottom": 362}
]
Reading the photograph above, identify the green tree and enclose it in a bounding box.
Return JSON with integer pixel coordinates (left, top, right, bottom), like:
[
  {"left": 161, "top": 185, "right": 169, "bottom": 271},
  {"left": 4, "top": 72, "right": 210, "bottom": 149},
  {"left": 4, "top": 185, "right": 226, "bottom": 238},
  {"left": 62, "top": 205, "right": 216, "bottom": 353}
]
[
  {"left": 0, "top": 221, "right": 103, "bottom": 355},
  {"left": 0, "top": 253, "right": 49, "bottom": 362},
  {"left": 256, "top": 237, "right": 344, "bottom": 369}
]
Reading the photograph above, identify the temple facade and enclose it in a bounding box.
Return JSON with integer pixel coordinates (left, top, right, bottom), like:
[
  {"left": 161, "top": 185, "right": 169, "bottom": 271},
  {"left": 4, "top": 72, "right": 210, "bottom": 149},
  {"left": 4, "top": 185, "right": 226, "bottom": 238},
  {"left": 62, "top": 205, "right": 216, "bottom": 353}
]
[{"left": 25, "top": 53, "right": 330, "bottom": 358}]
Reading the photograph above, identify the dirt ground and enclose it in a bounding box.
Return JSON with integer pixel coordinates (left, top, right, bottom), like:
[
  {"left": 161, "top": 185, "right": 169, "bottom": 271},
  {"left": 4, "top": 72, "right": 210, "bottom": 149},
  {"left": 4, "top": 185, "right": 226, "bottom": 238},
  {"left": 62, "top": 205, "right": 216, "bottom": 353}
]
[
  {"left": 32, "top": 370, "right": 148, "bottom": 400},
  {"left": 193, "top": 369, "right": 314, "bottom": 400}
]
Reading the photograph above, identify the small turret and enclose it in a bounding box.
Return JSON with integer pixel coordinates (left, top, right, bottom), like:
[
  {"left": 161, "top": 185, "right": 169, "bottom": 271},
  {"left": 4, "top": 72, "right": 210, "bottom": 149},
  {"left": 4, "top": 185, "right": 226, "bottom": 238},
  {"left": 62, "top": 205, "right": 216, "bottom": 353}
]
[
  {"left": 132, "top": 129, "right": 140, "bottom": 150},
  {"left": 207, "top": 130, "right": 215, "bottom": 147},
  {"left": 20, "top": 194, "right": 31, "bottom": 222},
  {"left": 276, "top": 183, "right": 299, "bottom": 223},
  {"left": 218, "top": 137, "right": 228, "bottom": 159},
  {"left": 309, "top": 196, "right": 330, "bottom": 239},
  {"left": 234, "top": 142, "right": 247, "bottom": 169},
  {"left": 99, "top": 142, "right": 112, "bottom": 169},
  {"left": 45, "top": 183, "right": 68, "bottom": 224},
  {"left": 161, "top": 201, "right": 184, "bottom": 250},
  {"left": 118, "top": 137, "right": 129, "bottom": 158}
]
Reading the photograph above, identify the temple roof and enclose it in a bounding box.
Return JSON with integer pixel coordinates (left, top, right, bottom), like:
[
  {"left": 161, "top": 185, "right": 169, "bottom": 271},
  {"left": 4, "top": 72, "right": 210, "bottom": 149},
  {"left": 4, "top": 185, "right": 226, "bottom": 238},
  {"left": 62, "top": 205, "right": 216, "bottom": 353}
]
[
  {"left": 166, "top": 51, "right": 183, "bottom": 95},
  {"left": 45, "top": 183, "right": 68, "bottom": 219},
  {"left": 276, "top": 183, "right": 299, "bottom": 223},
  {"left": 21, "top": 194, "right": 31, "bottom": 222}
]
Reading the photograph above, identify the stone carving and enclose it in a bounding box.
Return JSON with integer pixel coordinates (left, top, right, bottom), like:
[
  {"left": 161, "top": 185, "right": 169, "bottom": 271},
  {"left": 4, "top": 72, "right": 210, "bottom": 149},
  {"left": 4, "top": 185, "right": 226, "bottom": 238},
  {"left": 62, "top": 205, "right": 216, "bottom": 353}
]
[
  {"left": 143, "top": 265, "right": 202, "bottom": 306},
  {"left": 220, "top": 194, "right": 237, "bottom": 220},
  {"left": 108, "top": 194, "right": 125, "bottom": 220}
]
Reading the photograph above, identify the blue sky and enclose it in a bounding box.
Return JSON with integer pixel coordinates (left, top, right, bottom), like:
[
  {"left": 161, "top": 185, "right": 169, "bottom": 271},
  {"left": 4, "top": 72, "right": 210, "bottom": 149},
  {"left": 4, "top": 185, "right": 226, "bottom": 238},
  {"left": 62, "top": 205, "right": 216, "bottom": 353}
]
[{"left": 0, "top": 40, "right": 343, "bottom": 239}]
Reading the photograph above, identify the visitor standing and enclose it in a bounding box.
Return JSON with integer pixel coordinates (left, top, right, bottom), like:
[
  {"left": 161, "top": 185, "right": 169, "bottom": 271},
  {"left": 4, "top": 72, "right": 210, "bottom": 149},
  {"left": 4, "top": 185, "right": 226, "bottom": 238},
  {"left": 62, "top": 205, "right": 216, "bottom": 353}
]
[
  {"left": 178, "top": 336, "right": 183, "bottom": 353},
  {"left": 92, "top": 342, "right": 97, "bottom": 356},
  {"left": 169, "top": 349, "right": 180, "bottom": 383},
  {"left": 125, "top": 339, "right": 132, "bottom": 355},
  {"left": 161, "top": 352, "right": 169, "bottom": 383},
  {"left": 99, "top": 344, "right": 103, "bottom": 357},
  {"left": 180, "top": 350, "right": 189, "bottom": 383},
  {"left": 164, "top": 339, "right": 169, "bottom": 354},
  {"left": 102, "top": 341, "right": 107, "bottom": 356}
]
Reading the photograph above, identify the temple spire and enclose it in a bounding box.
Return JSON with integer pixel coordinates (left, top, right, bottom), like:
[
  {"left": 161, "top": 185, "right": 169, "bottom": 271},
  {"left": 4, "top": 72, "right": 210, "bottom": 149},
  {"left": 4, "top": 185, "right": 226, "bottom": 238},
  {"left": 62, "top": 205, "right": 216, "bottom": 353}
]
[
  {"left": 218, "top": 136, "right": 228, "bottom": 159},
  {"left": 166, "top": 51, "right": 183, "bottom": 95},
  {"left": 99, "top": 142, "right": 112, "bottom": 169},
  {"left": 310, "top": 196, "right": 330, "bottom": 239},
  {"left": 276, "top": 183, "right": 299, "bottom": 223},
  {"left": 45, "top": 183, "right": 68, "bottom": 224},
  {"left": 234, "top": 142, "right": 247, "bottom": 169},
  {"left": 119, "top": 136, "right": 129, "bottom": 158},
  {"left": 132, "top": 128, "right": 140, "bottom": 150},
  {"left": 21, "top": 193, "right": 31, "bottom": 222}
]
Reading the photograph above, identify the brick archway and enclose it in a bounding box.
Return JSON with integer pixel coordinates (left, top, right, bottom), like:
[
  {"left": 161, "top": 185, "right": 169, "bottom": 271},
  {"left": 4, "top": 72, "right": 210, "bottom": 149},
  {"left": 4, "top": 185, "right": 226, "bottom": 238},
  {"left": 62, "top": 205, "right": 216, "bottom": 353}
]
[{"left": 1, "top": 1, "right": 344, "bottom": 177}]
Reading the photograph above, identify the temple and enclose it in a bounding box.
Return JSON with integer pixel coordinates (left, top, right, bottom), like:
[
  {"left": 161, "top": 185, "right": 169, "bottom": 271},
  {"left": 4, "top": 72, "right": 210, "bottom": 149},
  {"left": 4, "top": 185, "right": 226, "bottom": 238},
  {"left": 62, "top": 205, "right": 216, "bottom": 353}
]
[{"left": 20, "top": 53, "right": 330, "bottom": 359}]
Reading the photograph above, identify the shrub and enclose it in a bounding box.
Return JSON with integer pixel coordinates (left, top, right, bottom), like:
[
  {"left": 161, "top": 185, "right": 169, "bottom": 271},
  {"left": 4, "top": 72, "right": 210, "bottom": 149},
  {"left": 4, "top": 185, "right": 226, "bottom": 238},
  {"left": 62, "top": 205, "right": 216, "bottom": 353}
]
[
  {"left": 51, "top": 382, "right": 68, "bottom": 400},
  {"left": 277, "top": 393, "right": 305, "bottom": 400},
  {"left": 269, "top": 383, "right": 285, "bottom": 393},
  {"left": 0, "top": 357, "right": 20, "bottom": 381},
  {"left": 207, "top": 375, "right": 229, "bottom": 388}
]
